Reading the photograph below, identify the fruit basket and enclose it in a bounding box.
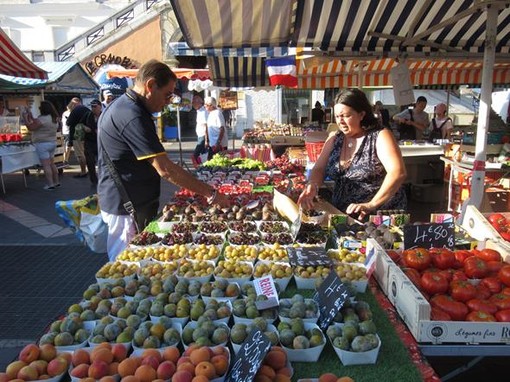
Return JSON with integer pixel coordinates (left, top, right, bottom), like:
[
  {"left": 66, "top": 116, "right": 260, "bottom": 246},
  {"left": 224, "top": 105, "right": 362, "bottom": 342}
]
[
  {"left": 149, "top": 244, "right": 188, "bottom": 263},
  {"left": 223, "top": 244, "right": 259, "bottom": 263},
  {"left": 261, "top": 232, "right": 294, "bottom": 246},
  {"left": 200, "top": 280, "right": 241, "bottom": 303},
  {"left": 130, "top": 321, "right": 183, "bottom": 356},
  {"left": 293, "top": 265, "right": 331, "bottom": 289},
  {"left": 230, "top": 322, "right": 279, "bottom": 354},
  {"left": 328, "top": 326, "right": 381, "bottom": 365},
  {"left": 129, "top": 231, "right": 162, "bottom": 247},
  {"left": 228, "top": 220, "right": 257, "bottom": 233},
  {"left": 95, "top": 262, "right": 138, "bottom": 286},
  {"left": 200, "top": 221, "right": 229, "bottom": 235},
  {"left": 228, "top": 232, "right": 261, "bottom": 246},
  {"left": 160, "top": 231, "right": 193, "bottom": 246},
  {"left": 278, "top": 297, "right": 320, "bottom": 324},
  {"left": 279, "top": 321, "right": 326, "bottom": 362},
  {"left": 257, "top": 244, "right": 290, "bottom": 262},
  {"left": 176, "top": 259, "right": 215, "bottom": 284},
  {"left": 189, "top": 298, "right": 233, "bottom": 325},
  {"left": 181, "top": 320, "right": 230, "bottom": 349},
  {"left": 253, "top": 261, "right": 293, "bottom": 291},
  {"left": 258, "top": 220, "right": 291, "bottom": 234},
  {"left": 214, "top": 260, "right": 254, "bottom": 286}
]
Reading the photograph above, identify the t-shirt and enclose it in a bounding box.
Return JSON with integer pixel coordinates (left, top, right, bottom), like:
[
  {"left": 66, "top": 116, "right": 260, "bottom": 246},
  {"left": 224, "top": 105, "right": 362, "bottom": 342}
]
[
  {"left": 394, "top": 108, "right": 429, "bottom": 140},
  {"left": 31, "top": 114, "right": 57, "bottom": 143},
  {"left": 207, "top": 109, "right": 228, "bottom": 147},
  {"left": 97, "top": 89, "right": 166, "bottom": 216},
  {"left": 61, "top": 110, "right": 70, "bottom": 135},
  {"left": 195, "top": 106, "right": 207, "bottom": 137}
]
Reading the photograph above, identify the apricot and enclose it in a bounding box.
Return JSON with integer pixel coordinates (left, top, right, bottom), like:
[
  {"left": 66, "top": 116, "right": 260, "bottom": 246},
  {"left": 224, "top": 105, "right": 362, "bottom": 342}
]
[
  {"left": 56, "top": 352, "right": 72, "bottom": 365},
  {"left": 141, "top": 355, "right": 160, "bottom": 370},
  {"left": 276, "top": 367, "right": 293, "bottom": 377},
  {"left": 118, "top": 358, "right": 138, "bottom": 378},
  {"left": 70, "top": 363, "right": 89, "bottom": 378},
  {"left": 29, "top": 360, "right": 48, "bottom": 375},
  {"left": 95, "top": 342, "right": 112, "bottom": 351},
  {"left": 6, "top": 361, "right": 27, "bottom": 380},
  {"left": 172, "top": 370, "right": 194, "bottom": 382},
  {"left": 211, "top": 355, "right": 228, "bottom": 376},
  {"left": 141, "top": 349, "right": 162, "bottom": 363},
  {"left": 192, "top": 375, "right": 209, "bottom": 382},
  {"left": 19, "top": 344, "right": 40, "bottom": 364},
  {"left": 274, "top": 375, "right": 292, "bottom": 382},
  {"left": 264, "top": 350, "right": 286, "bottom": 370},
  {"left": 211, "top": 345, "right": 229, "bottom": 358},
  {"left": 121, "top": 376, "right": 141, "bottom": 382},
  {"left": 0, "top": 373, "right": 8, "bottom": 382},
  {"left": 108, "top": 361, "right": 119, "bottom": 375},
  {"left": 156, "top": 360, "right": 176, "bottom": 380},
  {"left": 88, "top": 360, "right": 110, "bottom": 380},
  {"left": 111, "top": 343, "right": 128, "bottom": 362},
  {"left": 72, "top": 348, "right": 91, "bottom": 366},
  {"left": 258, "top": 365, "right": 276, "bottom": 380},
  {"left": 47, "top": 357, "right": 68, "bottom": 377},
  {"left": 90, "top": 347, "right": 114, "bottom": 364},
  {"left": 253, "top": 375, "right": 272, "bottom": 382},
  {"left": 319, "top": 373, "right": 339, "bottom": 382},
  {"left": 190, "top": 346, "right": 211, "bottom": 366},
  {"left": 177, "top": 361, "right": 196, "bottom": 376},
  {"left": 177, "top": 356, "right": 192, "bottom": 366},
  {"left": 162, "top": 346, "right": 180, "bottom": 363},
  {"left": 195, "top": 361, "right": 216, "bottom": 379},
  {"left": 183, "top": 344, "right": 201, "bottom": 357},
  {"left": 99, "top": 377, "right": 117, "bottom": 382},
  {"left": 134, "top": 364, "right": 157, "bottom": 382},
  {"left": 38, "top": 344, "right": 57, "bottom": 362},
  {"left": 337, "top": 377, "right": 355, "bottom": 382}
]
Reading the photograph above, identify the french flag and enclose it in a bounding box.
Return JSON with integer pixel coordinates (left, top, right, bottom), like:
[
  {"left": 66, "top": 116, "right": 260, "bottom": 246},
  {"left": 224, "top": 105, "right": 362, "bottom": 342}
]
[{"left": 266, "top": 56, "right": 298, "bottom": 88}]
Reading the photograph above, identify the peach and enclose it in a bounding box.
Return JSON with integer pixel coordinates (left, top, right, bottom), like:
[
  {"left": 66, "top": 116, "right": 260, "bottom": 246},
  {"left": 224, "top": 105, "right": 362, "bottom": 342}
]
[
  {"left": 29, "top": 360, "right": 48, "bottom": 375},
  {"left": 70, "top": 363, "right": 89, "bottom": 379},
  {"left": 80, "top": 378, "right": 96, "bottom": 382},
  {"left": 177, "top": 361, "right": 196, "bottom": 376},
  {"left": 111, "top": 343, "right": 128, "bottom": 362},
  {"left": 141, "top": 355, "right": 159, "bottom": 370},
  {"left": 258, "top": 365, "right": 276, "bottom": 380},
  {"left": 183, "top": 344, "right": 201, "bottom": 357},
  {"left": 141, "top": 349, "right": 162, "bottom": 363},
  {"left": 172, "top": 370, "right": 194, "bottom": 382},
  {"left": 253, "top": 375, "right": 272, "bottom": 382},
  {"left": 108, "top": 361, "right": 119, "bottom": 376},
  {"left": 211, "top": 345, "right": 229, "bottom": 358},
  {"left": 95, "top": 342, "right": 112, "bottom": 351},
  {"left": 121, "top": 377, "right": 141, "bottom": 382},
  {"left": 134, "top": 364, "right": 157, "bottom": 382},
  {"left": 38, "top": 375, "right": 51, "bottom": 380},
  {"left": 88, "top": 360, "right": 110, "bottom": 380},
  {"left": 118, "top": 357, "right": 139, "bottom": 378},
  {"left": 156, "top": 360, "right": 176, "bottom": 380},
  {"left": 194, "top": 361, "right": 215, "bottom": 379},
  {"left": 17, "top": 365, "right": 39, "bottom": 381},
  {"left": 47, "top": 357, "right": 68, "bottom": 377},
  {"left": 211, "top": 355, "right": 228, "bottom": 376},
  {"left": 6, "top": 361, "right": 27, "bottom": 380},
  {"left": 177, "top": 356, "right": 191, "bottom": 366},
  {"left": 162, "top": 346, "right": 180, "bottom": 363},
  {"left": 337, "top": 378, "right": 355, "bottom": 382},
  {"left": 189, "top": 346, "right": 211, "bottom": 366},
  {"left": 72, "top": 348, "right": 91, "bottom": 366},
  {"left": 0, "top": 373, "right": 8, "bottom": 382},
  {"left": 90, "top": 347, "right": 114, "bottom": 364},
  {"left": 99, "top": 377, "right": 117, "bottom": 382},
  {"left": 276, "top": 367, "right": 293, "bottom": 377},
  {"left": 274, "top": 375, "right": 291, "bottom": 382},
  {"left": 319, "top": 373, "right": 339, "bottom": 382},
  {"left": 38, "top": 344, "right": 57, "bottom": 362},
  {"left": 191, "top": 376, "right": 209, "bottom": 382},
  {"left": 57, "top": 352, "right": 72, "bottom": 365},
  {"left": 264, "top": 349, "right": 286, "bottom": 370},
  {"left": 19, "top": 344, "right": 40, "bottom": 364}
]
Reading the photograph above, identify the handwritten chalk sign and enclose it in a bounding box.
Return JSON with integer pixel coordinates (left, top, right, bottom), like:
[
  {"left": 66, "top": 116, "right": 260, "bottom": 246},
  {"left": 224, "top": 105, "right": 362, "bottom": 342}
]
[
  {"left": 225, "top": 329, "right": 271, "bottom": 382},
  {"left": 313, "top": 271, "right": 350, "bottom": 331},
  {"left": 287, "top": 247, "right": 332, "bottom": 267},
  {"left": 403, "top": 223, "right": 455, "bottom": 250}
]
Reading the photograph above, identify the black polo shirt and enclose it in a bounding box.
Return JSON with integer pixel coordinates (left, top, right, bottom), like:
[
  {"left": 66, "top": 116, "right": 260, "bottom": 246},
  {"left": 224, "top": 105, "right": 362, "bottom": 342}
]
[{"left": 97, "top": 89, "right": 166, "bottom": 215}]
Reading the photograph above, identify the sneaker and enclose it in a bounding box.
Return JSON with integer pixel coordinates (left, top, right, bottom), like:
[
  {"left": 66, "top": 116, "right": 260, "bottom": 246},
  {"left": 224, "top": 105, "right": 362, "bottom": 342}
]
[
  {"left": 43, "top": 185, "right": 55, "bottom": 190},
  {"left": 55, "top": 183, "right": 61, "bottom": 188}
]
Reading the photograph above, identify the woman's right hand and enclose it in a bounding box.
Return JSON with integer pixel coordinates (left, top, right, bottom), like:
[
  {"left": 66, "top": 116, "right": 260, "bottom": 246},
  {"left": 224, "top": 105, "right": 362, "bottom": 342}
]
[{"left": 297, "top": 183, "right": 317, "bottom": 211}]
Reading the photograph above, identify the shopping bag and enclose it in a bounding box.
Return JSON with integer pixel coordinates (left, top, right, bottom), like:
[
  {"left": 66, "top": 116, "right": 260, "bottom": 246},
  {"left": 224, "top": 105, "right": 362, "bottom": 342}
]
[{"left": 80, "top": 210, "right": 108, "bottom": 253}]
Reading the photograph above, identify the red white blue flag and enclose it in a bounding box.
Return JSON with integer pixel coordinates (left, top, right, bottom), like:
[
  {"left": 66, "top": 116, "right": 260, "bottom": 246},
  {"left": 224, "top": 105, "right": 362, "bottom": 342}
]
[{"left": 265, "top": 56, "right": 297, "bottom": 88}]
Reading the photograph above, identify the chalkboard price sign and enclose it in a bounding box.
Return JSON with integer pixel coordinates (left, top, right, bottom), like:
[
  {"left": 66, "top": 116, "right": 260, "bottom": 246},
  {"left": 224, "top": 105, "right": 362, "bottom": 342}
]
[
  {"left": 225, "top": 329, "right": 272, "bottom": 382},
  {"left": 403, "top": 222, "right": 455, "bottom": 250},
  {"left": 287, "top": 247, "right": 332, "bottom": 267},
  {"left": 313, "top": 271, "right": 350, "bottom": 331}
]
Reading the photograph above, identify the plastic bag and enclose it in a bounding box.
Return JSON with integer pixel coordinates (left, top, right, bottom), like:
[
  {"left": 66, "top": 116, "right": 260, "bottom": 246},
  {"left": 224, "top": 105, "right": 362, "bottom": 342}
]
[{"left": 80, "top": 210, "right": 108, "bottom": 253}]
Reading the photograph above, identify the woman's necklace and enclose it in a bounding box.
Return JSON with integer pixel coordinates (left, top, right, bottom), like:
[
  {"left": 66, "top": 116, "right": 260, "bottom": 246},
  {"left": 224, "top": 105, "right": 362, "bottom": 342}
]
[{"left": 347, "top": 140, "right": 354, "bottom": 148}]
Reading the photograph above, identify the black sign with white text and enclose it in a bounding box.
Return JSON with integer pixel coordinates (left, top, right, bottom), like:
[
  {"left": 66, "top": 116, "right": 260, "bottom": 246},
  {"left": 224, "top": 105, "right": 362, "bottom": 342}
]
[{"left": 313, "top": 271, "right": 350, "bottom": 331}]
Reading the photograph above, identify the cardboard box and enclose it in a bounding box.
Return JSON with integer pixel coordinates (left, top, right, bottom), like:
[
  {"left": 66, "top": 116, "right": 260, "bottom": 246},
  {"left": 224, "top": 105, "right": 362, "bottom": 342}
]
[
  {"left": 370, "top": 238, "right": 399, "bottom": 296},
  {"left": 460, "top": 205, "right": 502, "bottom": 242}
]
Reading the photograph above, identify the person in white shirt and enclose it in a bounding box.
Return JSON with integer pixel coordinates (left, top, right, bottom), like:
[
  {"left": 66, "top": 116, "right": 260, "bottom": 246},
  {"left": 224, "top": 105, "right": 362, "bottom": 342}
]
[
  {"left": 428, "top": 103, "right": 453, "bottom": 141},
  {"left": 204, "top": 96, "right": 228, "bottom": 159},
  {"left": 191, "top": 95, "right": 208, "bottom": 165}
]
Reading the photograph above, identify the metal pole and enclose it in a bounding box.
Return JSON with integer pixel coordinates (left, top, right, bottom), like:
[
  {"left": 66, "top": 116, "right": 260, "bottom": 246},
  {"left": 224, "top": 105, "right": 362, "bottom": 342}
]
[
  {"left": 467, "top": 4, "right": 498, "bottom": 210},
  {"left": 177, "top": 106, "right": 183, "bottom": 165}
]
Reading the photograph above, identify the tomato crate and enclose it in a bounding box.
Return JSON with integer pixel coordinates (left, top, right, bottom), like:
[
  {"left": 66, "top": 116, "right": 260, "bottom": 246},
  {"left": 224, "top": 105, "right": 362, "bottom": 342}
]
[{"left": 371, "top": 238, "right": 399, "bottom": 296}]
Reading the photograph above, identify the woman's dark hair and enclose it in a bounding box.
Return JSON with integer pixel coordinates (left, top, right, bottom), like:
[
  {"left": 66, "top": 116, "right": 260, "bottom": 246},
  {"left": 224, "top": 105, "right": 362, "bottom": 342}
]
[
  {"left": 334, "top": 89, "right": 380, "bottom": 131},
  {"left": 136, "top": 59, "right": 177, "bottom": 88},
  {"left": 39, "top": 100, "right": 59, "bottom": 123}
]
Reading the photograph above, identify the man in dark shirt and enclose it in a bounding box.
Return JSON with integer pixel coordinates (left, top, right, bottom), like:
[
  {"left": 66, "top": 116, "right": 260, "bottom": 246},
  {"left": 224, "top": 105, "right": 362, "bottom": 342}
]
[
  {"left": 66, "top": 102, "right": 89, "bottom": 177},
  {"left": 311, "top": 101, "right": 325, "bottom": 125},
  {"left": 97, "top": 59, "right": 229, "bottom": 260}
]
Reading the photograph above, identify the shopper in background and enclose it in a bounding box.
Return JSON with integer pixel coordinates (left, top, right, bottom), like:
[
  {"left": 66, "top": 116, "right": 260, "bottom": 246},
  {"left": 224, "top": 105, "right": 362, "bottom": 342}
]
[
  {"left": 428, "top": 103, "right": 453, "bottom": 141},
  {"left": 82, "top": 99, "right": 101, "bottom": 186},
  {"left": 393, "top": 96, "right": 429, "bottom": 140},
  {"left": 204, "top": 96, "right": 228, "bottom": 159},
  {"left": 102, "top": 89, "right": 115, "bottom": 108},
  {"left": 298, "top": 88, "right": 407, "bottom": 220},
  {"left": 311, "top": 101, "right": 325, "bottom": 125},
  {"left": 61, "top": 97, "right": 81, "bottom": 165},
  {"left": 191, "top": 95, "right": 208, "bottom": 166},
  {"left": 0, "top": 99, "right": 10, "bottom": 116},
  {"left": 97, "top": 60, "right": 229, "bottom": 260},
  {"left": 25, "top": 101, "right": 60, "bottom": 190},
  {"left": 66, "top": 101, "right": 90, "bottom": 178},
  {"left": 374, "top": 100, "right": 390, "bottom": 128}
]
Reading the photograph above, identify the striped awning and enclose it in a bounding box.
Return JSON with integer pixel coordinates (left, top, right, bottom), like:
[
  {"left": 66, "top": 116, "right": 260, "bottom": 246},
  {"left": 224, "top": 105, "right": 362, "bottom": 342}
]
[
  {"left": 170, "top": 0, "right": 510, "bottom": 61},
  {"left": 296, "top": 57, "right": 510, "bottom": 89},
  {"left": 168, "top": 42, "right": 289, "bottom": 57},
  {"left": 0, "top": 28, "right": 48, "bottom": 79},
  {"left": 207, "top": 57, "right": 269, "bottom": 88}
]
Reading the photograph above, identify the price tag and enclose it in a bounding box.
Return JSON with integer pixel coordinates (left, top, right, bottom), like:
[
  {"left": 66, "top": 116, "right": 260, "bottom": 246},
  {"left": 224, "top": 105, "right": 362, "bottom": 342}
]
[
  {"left": 313, "top": 271, "right": 350, "bottom": 331},
  {"left": 287, "top": 247, "right": 332, "bottom": 267},
  {"left": 403, "top": 222, "right": 455, "bottom": 250},
  {"left": 225, "top": 329, "right": 272, "bottom": 382}
]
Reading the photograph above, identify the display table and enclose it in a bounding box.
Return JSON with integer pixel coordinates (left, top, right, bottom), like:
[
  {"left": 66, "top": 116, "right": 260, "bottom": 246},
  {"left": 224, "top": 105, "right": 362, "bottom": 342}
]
[{"left": 0, "top": 144, "right": 40, "bottom": 193}]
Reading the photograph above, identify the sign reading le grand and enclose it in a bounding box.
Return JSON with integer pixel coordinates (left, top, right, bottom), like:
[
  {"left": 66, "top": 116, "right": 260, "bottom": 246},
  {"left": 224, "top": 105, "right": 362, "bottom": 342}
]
[{"left": 85, "top": 53, "right": 137, "bottom": 76}]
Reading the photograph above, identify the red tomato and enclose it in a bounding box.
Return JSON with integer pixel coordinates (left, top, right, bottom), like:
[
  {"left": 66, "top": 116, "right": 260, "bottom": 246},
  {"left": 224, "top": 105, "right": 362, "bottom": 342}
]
[
  {"left": 489, "top": 293, "right": 510, "bottom": 310},
  {"left": 463, "top": 256, "right": 489, "bottom": 279},
  {"left": 501, "top": 231, "right": 510, "bottom": 242},
  {"left": 430, "top": 306, "right": 451, "bottom": 321},
  {"left": 466, "top": 299, "right": 498, "bottom": 315},
  {"left": 387, "top": 250, "right": 402, "bottom": 264},
  {"left": 430, "top": 248, "right": 456, "bottom": 270},
  {"left": 402, "top": 267, "right": 423, "bottom": 289},
  {"left": 453, "top": 250, "right": 473, "bottom": 263},
  {"left": 501, "top": 287, "right": 510, "bottom": 296},
  {"left": 487, "top": 260, "right": 504, "bottom": 274},
  {"left": 488, "top": 213, "right": 507, "bottom": 225},
  {"left": 480, "top": 276, "right": 503, "bottom": 294},
  {"left": 430, "top": 295, "right": 469, "bottom": 321},
  {"left": 475, "top": 248, "right": 502, "bottom": 263},
  {"left": 465, "top": 311, "right": 497, "bottom": 322},
  {"left": 421, "top": 272, "right": 449, "bottom": 296},
  {"left": 495, "top": 309, "right": 510, "bottom": 322},
  {"left": 498, "top": 265, "right": 510, "bottom": 287},
  {"left": 449, "top": 280, "right": 477, "bottom": 302},
  {"left": 450, "top": 269, "right": 468, "bottom": 282},
  {"left": 402, "top": 248, "right": 431, "bottom": 271},
  {"left": 474, "top": 284, "right": 492, "bottom": 300}
]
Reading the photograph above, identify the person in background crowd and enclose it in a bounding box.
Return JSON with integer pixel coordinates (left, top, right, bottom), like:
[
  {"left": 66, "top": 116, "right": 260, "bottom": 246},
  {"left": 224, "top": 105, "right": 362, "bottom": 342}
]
[
  {"left": 393, "top": 96, "right": 429, "bottom": 140},
  {"left": 428, "top": 103, "right": 454, "bottom": 141},
  {"left": 374, "top": 100, "right": 390, "bottom": 128},
  {"left": 82, "top": 99, "right": 101, "bottom": 185},
  {"left": 102, "top": 89, "right": 115, "bottom": 108},
  {"left": 0, "top": 99, "right": 10, "bottom": 116},
  {"left": 25, "top": 101, "right": 60, "bottom": 190},
  {"left": 66, "top": 100, "right": 89, "bottom": 178},
  {"left": 191, "top": 95, "right": 208, "bottom": 166},
  {"left": 97, "top": 59, "right": 229, "bottom": 260},
  {"left": 311, "top": 101, "right": 325, "bottom": 124},
  {"left": 298, "top": 88, "right": 407, "bottom": 220},
  {"left": 61, "top": 97, "right": 81, "bottom": 165},
  {"left": 204, "top": 96, "right": 228, "bottom": 159}
]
